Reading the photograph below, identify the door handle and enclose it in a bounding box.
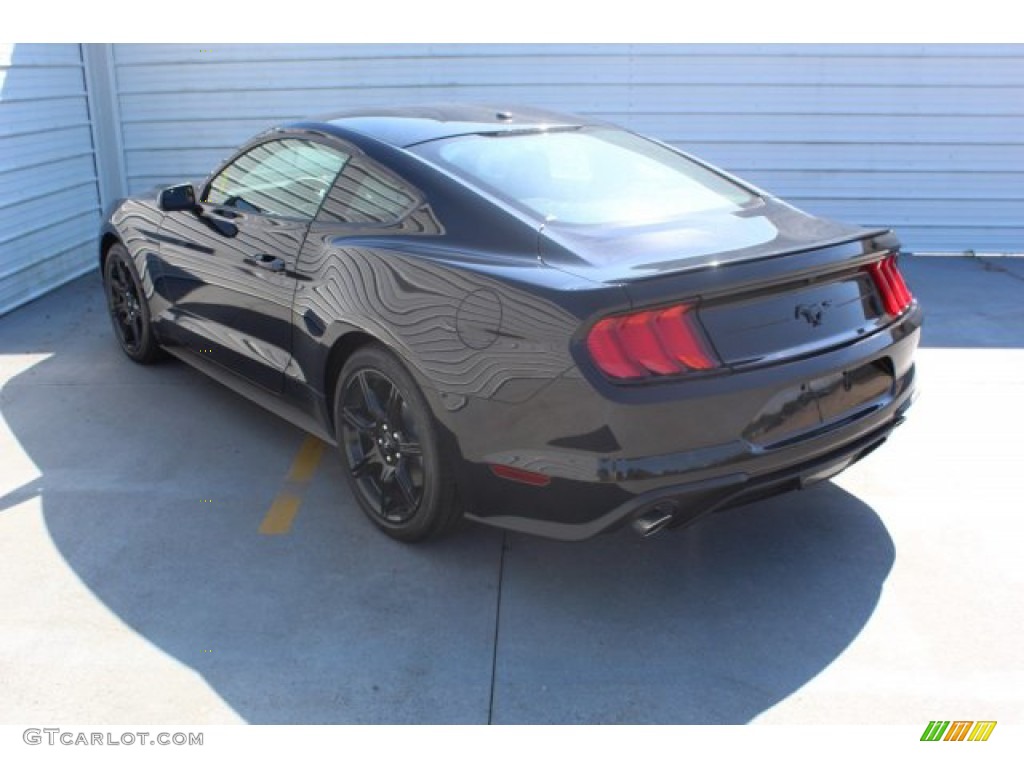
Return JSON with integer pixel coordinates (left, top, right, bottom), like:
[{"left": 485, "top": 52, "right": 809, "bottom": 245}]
[{"left": 248, "top": 254, "right": 286, "bottom": 273}]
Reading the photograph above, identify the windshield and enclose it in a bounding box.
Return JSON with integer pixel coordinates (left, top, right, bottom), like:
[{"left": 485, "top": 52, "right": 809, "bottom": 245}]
[{"left": 415, "top": 128, "right": 758, "bottom": 226}]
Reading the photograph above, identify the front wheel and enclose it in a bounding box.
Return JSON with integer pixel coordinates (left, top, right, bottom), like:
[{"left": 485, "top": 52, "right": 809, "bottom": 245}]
[
  {"left": 102, "top": 243, "right": 164, "bottom": 364},
  {"left": 334, "top": 344, "right": 462, "bottom": 542}
]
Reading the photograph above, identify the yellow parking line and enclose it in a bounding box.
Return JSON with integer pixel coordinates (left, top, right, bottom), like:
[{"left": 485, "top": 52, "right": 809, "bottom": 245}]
[
  {"left": 259, "top": 436, "right": 326, "bottom": 535},
  {"left": 286, "top": 436, "right": 326, "bottom": 483},
  {"left": 259, "top": 494, "right": 301, "bottom": 535}
]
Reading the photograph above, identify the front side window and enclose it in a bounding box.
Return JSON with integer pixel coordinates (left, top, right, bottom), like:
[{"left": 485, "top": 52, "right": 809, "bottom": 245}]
[
  {"left": 413, "top": 128, "right": 758, "bottom": 227},
  {"left": 204, "top": 139, "right": 349, "bottom": 220}
]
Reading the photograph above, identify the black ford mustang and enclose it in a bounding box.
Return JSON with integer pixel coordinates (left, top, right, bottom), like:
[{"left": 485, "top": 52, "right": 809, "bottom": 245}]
[{"left": 99, "top": 104, "right": 920, "bottom": 542}]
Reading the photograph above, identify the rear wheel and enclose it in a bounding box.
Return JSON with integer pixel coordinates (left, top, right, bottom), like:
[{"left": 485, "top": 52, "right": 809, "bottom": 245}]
[
  {"left": 334, "top": 344, "right": 462, "bottom": 542},
  {"left": 102, "top": 243, "right": 163, "bottom": 363}
]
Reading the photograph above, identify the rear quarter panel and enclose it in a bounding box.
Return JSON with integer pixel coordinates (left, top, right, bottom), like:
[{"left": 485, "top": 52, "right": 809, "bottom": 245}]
[{"left": 289, "top": 225, "right": 629, "bottom": 444}]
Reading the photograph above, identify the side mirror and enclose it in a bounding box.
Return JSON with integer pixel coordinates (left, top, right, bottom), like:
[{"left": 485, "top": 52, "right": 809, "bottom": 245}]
[{"left": 159, "top": 184, "right": 197, "bottom": 212}]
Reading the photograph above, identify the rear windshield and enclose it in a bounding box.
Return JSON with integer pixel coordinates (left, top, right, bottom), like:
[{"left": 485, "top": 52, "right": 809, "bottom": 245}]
[{"left": 413, "top": 128, "right": 758, "bottom": 227}]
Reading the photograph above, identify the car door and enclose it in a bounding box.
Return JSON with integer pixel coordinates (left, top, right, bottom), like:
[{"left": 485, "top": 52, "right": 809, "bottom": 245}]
[{"left": 154, "top": 137, "right": 350, "bottom": 393}]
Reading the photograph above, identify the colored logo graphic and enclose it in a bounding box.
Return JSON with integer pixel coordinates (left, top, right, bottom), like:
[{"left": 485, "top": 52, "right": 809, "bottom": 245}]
[{"left": 921, "top": 720, "right": 997, "bottom": 742}]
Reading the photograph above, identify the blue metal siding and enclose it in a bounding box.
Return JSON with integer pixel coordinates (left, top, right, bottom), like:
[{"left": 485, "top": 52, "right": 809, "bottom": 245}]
[
  {"left": 3, "top": 44, "right": 1019, "bottom": 316},
  {"left": 110, "top": 44, "right": 1023, "bottom": 254},
  {"left": 0, "top": 44, "right": 102, "bottom": 314}
]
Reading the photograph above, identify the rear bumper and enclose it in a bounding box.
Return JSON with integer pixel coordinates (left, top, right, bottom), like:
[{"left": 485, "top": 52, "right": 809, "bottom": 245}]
[
  {"left": 443, "top": 304, "right": 921, "bottom": 541},
  {"left": 465, "top": 391, "right": 912, "bottom": 540}
]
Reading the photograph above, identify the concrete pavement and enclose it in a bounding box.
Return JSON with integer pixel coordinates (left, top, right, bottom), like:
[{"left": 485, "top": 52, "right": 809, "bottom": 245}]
[{"left": 0, "top": 254, "right": 1021, "bottom": 724}]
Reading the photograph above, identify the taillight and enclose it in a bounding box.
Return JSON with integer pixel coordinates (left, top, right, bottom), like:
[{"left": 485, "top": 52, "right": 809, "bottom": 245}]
[
  {"left": 586, "top": 303, "right": 720, "bottom": 380},
  {"left": 865, "top": 252, "right": 914, "bottom": 316}
]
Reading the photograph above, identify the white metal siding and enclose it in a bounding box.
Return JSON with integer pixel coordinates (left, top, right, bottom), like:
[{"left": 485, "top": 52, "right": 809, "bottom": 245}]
[
  {"left": 110, "top": 44, "right": 1023, "bottom": 255},
  {"left": 0, "top": 44, "right": 103, "bottom": 314},
  {"left": 3, "top": 45, "right": 1017, "bottom": 316},
  {"left": 112, "top": 44, "right": 1023, "bottom": 255}
]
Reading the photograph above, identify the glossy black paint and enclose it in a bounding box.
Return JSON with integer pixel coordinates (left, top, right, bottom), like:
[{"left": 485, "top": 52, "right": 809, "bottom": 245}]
[
  {"left": 152, "top": 201, "right": 304, "bottom": 392},
  {"left": 100, "top": 104, "right": 921, "bottom": 540},
  {"left": 158, "top": 183, "right": 196, "bottom": 212}
]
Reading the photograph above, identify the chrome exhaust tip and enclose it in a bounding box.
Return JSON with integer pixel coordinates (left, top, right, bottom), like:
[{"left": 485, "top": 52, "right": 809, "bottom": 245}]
[{"left": 632, "top": 502, "right": 678, "bottom": 537}]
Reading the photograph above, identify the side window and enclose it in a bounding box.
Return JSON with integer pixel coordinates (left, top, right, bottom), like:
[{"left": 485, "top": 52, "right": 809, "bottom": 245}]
[
  {"left": 204, "top": 139, "right": 349, "bottom": 220},
  {"left": 316, "top": 157, "right": 419, "bottom": 225}
]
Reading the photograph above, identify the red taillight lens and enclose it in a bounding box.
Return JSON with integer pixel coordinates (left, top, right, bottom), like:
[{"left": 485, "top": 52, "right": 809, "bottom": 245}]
[
  {"left": 586, "top": 303, "right": 720, "bottom": 380},
  {"left": 618, "top": 312, "right": 680, "bottom": 375},
  {"left": 884, "top": 258, "right": 913, "bottom": 307},
  {"left": 654, "top": 305, "right": 717, "bottom": 371},
  {"left": 586, "top": 317, "right": 647, "bottom": 379},
  {"left": 865, "top": 252, "right": 914, "bottom": 317}
]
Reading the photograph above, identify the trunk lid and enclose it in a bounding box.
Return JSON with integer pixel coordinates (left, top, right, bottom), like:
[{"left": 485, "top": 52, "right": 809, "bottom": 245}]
[
  {"left": 538, "top": 197, "right": 886, "bottom": 284},
  {"left": 541, "top": 199, "right": 901, "bottom": 368},
  {"left": 693, "top": 267, "right": 885, "bottom": 368}
]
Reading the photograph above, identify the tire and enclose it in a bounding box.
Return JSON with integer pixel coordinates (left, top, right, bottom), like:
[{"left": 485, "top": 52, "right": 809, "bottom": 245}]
[
  {"left": 102, "top": 243, "right": 164, "bottom": 364},
  {"left": 334, "top": 344, "right": 463, "bottom": 542}
]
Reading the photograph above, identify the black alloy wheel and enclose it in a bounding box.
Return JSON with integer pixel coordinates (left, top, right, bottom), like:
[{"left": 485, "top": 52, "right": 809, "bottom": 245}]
[
  {"left": 335, "top": 345, "right": 462, "bottom": 541},
  {"left": 102, "top": 243, "right": 163, "bottom": 363},
  {"left": 342, "top": 368, "right": 425, "bottom": 523}
]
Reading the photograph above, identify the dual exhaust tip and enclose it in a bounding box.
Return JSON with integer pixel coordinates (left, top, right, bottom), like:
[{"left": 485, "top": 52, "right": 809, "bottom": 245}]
[{"left": 631, "top": 501, "right": 679, "bottom": 537}]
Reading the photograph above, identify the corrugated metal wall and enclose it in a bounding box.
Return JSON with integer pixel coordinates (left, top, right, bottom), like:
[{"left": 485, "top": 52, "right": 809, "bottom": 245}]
[
  {"left": 2, "top": 44, "right": 1021, "bottom": 314},
  {"left": 113, "top": 44, "right": 1023, "bottom": 255},
  {"left": 0, "top": 44, "right": 102, "bottom": 314}
]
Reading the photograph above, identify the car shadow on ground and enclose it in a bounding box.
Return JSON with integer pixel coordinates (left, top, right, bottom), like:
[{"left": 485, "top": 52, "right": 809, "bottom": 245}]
[
  {"left": 1, "top": 275, "right": 894, "bottom": 723},
  {"left": 902, "top": 254, "right": 1024, "bottom": 348}
]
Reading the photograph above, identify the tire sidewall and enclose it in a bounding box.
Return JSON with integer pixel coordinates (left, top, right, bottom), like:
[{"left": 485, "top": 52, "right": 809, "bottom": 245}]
[
  {"left": 334, "top": 344, "right": 448, "bottom": 541},
  {"left": 103, "top": 243, "right": 159, "bottom": 362}
]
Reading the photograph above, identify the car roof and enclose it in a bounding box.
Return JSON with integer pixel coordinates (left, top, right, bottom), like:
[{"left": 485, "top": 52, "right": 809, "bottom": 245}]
[{"left": 282, "top": 103, "right": 600, "bottom": 148}]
